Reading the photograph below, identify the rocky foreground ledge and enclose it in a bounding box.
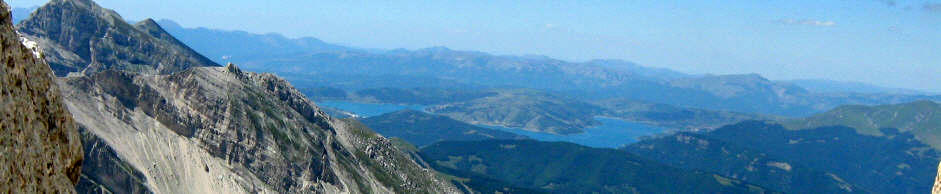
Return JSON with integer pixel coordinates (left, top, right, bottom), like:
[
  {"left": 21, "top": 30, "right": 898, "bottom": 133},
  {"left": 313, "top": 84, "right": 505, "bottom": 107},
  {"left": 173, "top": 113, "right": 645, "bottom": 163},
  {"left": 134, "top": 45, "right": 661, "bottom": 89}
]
[{"left": 0, "top": 1, "right": 84, "bottom": 193}]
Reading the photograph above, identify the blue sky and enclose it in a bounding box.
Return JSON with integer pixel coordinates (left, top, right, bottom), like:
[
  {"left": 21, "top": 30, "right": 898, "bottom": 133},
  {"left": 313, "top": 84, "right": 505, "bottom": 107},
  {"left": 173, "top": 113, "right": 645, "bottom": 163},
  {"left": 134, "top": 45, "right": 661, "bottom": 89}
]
[{"left": 7, "top": 0, "right": 941, "bottom": 92}]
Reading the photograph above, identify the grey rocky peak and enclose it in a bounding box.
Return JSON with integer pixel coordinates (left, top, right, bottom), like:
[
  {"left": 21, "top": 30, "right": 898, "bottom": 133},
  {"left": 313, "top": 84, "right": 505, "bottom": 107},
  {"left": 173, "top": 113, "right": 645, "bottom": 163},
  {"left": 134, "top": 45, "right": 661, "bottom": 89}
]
[
  {"left": 226, "top": 62, "right": 242, "bottom": 74},
  {"left": 15, "top": 0, "right": 218, "bottom": 76},
  {"left": 0, "top": 1, "right": 83, "bottom": 193}
]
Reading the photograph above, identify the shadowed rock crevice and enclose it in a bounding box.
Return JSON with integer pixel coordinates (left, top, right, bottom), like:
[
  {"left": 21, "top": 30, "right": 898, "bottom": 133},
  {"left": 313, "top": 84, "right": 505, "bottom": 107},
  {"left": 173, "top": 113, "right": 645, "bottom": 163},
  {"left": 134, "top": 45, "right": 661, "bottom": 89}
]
[{"left": 74, "top": 126, "right": 151, "bottom": 194}]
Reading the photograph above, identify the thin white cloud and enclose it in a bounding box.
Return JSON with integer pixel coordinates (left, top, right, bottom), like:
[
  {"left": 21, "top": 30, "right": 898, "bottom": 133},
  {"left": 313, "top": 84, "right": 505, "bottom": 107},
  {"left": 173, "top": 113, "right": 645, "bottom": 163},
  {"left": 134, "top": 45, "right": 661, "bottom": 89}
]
[{"left": 776, "top": 19, "right": 836, "bottom": 27}]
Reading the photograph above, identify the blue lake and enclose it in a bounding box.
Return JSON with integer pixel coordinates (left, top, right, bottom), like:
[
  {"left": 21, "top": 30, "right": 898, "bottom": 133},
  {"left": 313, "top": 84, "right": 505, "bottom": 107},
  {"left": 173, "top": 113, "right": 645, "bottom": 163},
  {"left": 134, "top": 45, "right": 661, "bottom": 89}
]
[
  {"left": 317, "top": 101, "right": 667, "bottom": 148},
  {"left": 479, "top": 117, "right": 666, "bottom": 148},
  {"left": 317, "top": 101, "right": 427, "bottom": 117}
]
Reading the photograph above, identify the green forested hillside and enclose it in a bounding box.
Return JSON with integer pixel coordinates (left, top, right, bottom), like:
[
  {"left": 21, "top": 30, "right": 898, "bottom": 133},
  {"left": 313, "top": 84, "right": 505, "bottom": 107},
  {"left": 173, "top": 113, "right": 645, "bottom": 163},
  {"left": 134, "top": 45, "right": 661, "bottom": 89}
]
[
  {"left": 420, "top": 140, "right": 776, "bottom": 194},
  {"left": 783, "top": 100, "right": 941, "bottom": 148},
  {"left": 636, "top": 121, "right": 938, "bottom": 194},
  {"left": 625, "top": 132, "right": 864, "bottom": 193}
]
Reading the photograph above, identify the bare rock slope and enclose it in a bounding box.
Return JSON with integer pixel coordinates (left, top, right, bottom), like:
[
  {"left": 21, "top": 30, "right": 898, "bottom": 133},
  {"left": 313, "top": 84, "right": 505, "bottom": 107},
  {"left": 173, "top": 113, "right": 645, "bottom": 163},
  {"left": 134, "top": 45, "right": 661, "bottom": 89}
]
[
  {"left": 0, "top": 1, "right": 83, "bottom": 193},
  {"left": 58, "top": 63, "right": 457, "bottom": 193}
]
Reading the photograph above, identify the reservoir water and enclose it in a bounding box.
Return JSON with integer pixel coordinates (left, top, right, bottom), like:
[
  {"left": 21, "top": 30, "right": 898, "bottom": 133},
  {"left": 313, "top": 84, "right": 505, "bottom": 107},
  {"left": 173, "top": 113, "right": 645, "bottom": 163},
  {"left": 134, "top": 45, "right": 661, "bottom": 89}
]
[
  {"left": 317, "top": 100, "right": 667, "bottom": 148},
  {"left": 479, "top": 117, "right": 666, "bottom": 148}
]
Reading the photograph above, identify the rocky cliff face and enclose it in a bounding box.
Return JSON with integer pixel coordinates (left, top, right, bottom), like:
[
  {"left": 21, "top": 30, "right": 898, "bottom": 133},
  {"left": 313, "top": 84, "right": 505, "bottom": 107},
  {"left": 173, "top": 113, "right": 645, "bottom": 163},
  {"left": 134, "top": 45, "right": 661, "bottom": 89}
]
[
  {"left": 15, "top": 0, "right": 218, "bottom": 76},
  {"left": 57, "top": 63, "right": 457, "bottom": 193},
  {"left": 0, "top": 2, "right": 83, "bottom": 193},
  {"left": 934, "top": 161, "right": 941, "bottom": 194}
]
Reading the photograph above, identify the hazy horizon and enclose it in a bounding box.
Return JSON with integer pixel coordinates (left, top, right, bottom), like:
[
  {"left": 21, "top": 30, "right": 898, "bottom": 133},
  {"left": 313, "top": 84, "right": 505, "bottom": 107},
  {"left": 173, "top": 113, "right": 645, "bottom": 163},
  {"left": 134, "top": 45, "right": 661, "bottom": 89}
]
[{"left": 7, "top": 0, "right": 941, "bottom": 93}]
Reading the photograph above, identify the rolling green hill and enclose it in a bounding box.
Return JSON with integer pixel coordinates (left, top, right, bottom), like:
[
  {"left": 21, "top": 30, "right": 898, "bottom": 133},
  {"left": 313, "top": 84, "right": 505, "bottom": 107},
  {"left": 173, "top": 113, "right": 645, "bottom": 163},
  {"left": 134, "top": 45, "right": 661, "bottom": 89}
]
[
  {"left": 426, "top": 89, "right": 605, "bottom": 134},
  {"left": 782, "top": 100, "right": 941, "bottom": 149}
]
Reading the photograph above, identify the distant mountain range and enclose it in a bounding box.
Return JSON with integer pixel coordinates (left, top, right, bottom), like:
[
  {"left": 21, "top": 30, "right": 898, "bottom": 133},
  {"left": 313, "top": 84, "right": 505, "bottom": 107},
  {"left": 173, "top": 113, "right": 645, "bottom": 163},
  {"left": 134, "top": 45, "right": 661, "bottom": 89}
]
[
  {"left": 155, "top": 19, "right": 350, "bottom": 64},
  {"left": 784, "top": 79, "right": 930, "bottom": 95},
  {"left": 152, "top": 19, "right": 938, "bottom": 117}
]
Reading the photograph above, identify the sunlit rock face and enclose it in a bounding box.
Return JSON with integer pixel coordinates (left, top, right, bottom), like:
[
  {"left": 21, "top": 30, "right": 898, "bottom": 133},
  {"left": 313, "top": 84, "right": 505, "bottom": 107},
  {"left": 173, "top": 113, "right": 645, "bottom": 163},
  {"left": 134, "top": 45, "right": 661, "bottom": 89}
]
[
  {"left": 933, "top": 161, "right": 941, "bottom": 194},
  {"left": 0, "top": 1, "right": 83, "bottom": 193}
]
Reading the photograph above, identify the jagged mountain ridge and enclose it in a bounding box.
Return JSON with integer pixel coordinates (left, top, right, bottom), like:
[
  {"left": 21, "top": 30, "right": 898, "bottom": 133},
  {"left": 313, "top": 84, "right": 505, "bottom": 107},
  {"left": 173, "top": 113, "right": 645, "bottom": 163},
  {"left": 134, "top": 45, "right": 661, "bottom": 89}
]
[
  {"left": 15, "top": 0, "right": 218, "bottom": 76},
  {"left": 0, "top": 2, "right": 83, "bottom": 192}
]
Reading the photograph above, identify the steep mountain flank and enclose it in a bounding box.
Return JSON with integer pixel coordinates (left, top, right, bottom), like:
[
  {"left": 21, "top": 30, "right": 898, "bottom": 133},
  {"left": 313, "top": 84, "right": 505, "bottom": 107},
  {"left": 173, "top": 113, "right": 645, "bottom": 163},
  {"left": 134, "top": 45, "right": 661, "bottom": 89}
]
[
  {"left": 0, "top": 2, "right": 83, "bottom": 192},
  {"left": 15, "top": 0, "right": 218, "bottom": 76},
  {"left": 57, "top": 64, "right": 457, "bottom": 193}
]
